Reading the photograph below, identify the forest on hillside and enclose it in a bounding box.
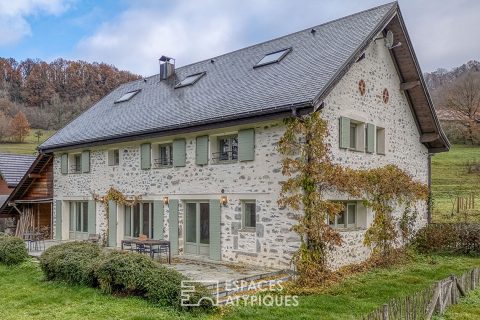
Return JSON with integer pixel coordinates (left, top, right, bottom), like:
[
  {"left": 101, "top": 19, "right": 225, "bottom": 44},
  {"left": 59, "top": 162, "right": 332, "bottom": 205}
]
[
  {"left": 0, "top": 58, "right": 140, "bottom": 142},
  {"left": 424, "top": 60, "right": 480, "bottom": 145}
]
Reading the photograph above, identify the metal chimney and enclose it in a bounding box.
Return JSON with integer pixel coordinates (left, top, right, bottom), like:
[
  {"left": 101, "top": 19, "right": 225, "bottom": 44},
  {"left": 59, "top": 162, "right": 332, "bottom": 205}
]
[{"left": 159, "top": 55, "right": 175, "bottom": 80}]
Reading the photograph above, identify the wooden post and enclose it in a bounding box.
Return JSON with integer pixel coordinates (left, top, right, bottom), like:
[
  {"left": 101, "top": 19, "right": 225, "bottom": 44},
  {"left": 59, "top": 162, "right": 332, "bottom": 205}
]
[
  {"left": 382, "top": 304, "right": 389, "bottom": 320},
  {"left": 450, "top": 275, "right": 456, "bottom": 305},
  {"left": 426, "top": 282, "right": 441, "bottom": 320},
  {"left": 405, "top": 296, "right": 410, "bottom": 320},
  {"left": 473, "top": 269, "right": 477, "bottom": 290}
]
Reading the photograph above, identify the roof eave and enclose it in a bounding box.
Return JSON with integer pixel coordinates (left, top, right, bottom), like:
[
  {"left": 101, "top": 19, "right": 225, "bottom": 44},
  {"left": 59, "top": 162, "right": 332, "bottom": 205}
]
[{"left": 39, "top": 101, "right": 314, "bottom": 153}]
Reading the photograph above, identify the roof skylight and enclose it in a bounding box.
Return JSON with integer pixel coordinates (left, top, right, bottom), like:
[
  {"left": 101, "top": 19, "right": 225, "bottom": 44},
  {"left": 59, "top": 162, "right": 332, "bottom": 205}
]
[
  {"left": 254, "top": 48, "right": 291, "bottom": 68},
  {"left": 115, "top": 89, "right": 141, "bottom": 103},
  {"left": 175, "top": 72, "right": 206, "bottom": 88}
]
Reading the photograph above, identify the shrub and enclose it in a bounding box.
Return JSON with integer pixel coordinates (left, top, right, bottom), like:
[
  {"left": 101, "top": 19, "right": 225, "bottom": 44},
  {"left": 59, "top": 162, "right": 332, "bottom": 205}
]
[
  {"left": 0, "top": 235, "right": 28, "bottom": 265},
  {"left": 95, "top": 250, "right": 214, "bottom": 311},
  {"left": 94, "top": 250, "right": 157, "bottom": 294},
  {"left": 40, "top": 241, "right": 101, "bottom": 285},
  {"left": 414, "top": 223, "right": 480, "bottom": 255}
]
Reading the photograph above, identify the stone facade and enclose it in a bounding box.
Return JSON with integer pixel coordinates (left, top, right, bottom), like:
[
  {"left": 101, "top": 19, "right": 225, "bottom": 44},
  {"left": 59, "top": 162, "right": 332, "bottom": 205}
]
[{"left": 52, "top": 35, "right": 429, "bottom": 270}]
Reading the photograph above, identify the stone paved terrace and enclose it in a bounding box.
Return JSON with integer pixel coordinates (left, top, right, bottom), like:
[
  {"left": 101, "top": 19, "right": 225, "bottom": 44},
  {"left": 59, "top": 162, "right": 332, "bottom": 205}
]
[{"left": 28, "top": 240, "right": 281, "bottom": 283}]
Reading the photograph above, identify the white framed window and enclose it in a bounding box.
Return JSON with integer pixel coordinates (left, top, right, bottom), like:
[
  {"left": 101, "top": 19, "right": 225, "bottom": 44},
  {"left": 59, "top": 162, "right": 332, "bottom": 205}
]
[
  {"left": 124, "top": 202, "right": 154, "bottom": 238},
  {"left": 349, "top": 121, "right": 365, "bottom": 151},
  {"left": 241, "top": 200, "right": 256, "bottom": 229},
  {"left": 329, "top": 203, "right": 357, "bottom": 229},
  {"left": 69, "top": 153, "right": 82, "bottom": 173},
  {"left": 212, "top": 134, "right": 238, "bottom": 163},
  {"left": 152, "top": 143, "right": 173, "bottom": 168},
  {"left": 376, "top": 127, "right": 386, "bottom": 155},
  {"left": 108, "top": 149, "right": 120, "bottom": 166}
]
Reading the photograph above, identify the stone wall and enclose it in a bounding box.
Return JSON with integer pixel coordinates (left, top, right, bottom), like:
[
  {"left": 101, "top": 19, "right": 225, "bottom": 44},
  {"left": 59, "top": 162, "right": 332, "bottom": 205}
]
[{"left": 52, "top": 34, "right": 429, "bottom": 270}]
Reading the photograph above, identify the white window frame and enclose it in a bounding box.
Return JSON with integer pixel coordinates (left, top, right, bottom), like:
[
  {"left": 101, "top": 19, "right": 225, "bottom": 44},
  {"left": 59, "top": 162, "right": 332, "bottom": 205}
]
[
  {"left": 151, "top": 141, "right": 173, "bottom": 169},
  {"left": 329, "top": 202, "right": 357, "bottom": 229},
  {"left": 349, "top": 120, "right": 365, "bottom": 152},
  {"left": 124, "top": 202, "right": 154, "bottom": 238},
  {"left": 108, "top": 149, "right": 120, "bottom": 166},
  {"left": 241, "top": 200, "right": 257, "bottom": 230}
]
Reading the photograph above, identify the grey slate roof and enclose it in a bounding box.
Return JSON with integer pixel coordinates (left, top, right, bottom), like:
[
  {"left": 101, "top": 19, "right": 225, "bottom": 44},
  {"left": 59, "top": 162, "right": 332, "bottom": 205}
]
[
  {"left": 0, "top": 195, "right": 8, "bottom": 208},
  {"left": 0, "top": 154, "right": 36, "bottom": 187},
  {"left": 40, "top": 2, "right": 396, "bottom": 151}
]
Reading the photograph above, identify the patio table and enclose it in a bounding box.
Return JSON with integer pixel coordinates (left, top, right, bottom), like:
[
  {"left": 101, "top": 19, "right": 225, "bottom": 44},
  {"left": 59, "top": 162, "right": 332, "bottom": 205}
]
[{"left": 121, "top": 239, "right": 171, "bottom": 264}]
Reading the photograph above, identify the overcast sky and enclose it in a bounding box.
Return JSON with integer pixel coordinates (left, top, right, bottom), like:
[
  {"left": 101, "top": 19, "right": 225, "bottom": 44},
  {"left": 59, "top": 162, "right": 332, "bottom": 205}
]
[{"left": 0, "top": 0, "right": 479, "bottom": 76}]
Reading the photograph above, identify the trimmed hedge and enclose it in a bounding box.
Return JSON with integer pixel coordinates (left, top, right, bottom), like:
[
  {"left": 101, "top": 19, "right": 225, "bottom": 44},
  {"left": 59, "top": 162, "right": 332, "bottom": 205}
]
[
  {"left": 94, "top": 250, "right": 157, "bottom": 294},
  {"left": 0, "top": 235, "right": 28, "bottom": 265},
  {"left": 40, "top": 244, "right": 214, "bottom": 311},
  {"left": 40, "top": 241, "right": 102, "bottom": 285},
  {"left": 94, "top": 251, "right": 213, "bottom": 311},
  {"left": 414, "top": 223, "right": 480, "bottom": 255}
]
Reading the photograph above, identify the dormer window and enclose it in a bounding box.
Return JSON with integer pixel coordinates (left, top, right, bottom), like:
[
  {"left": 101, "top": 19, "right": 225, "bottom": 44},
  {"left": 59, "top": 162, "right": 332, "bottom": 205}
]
[
  {"left": 115, "top": 89, "right": 141, "bottom": 103},
  {"left": 254, "top": 48, "right": 291, "bottom": 68},
  {"left": 175, "top": 72, "right": 206, "bottom": 88}
]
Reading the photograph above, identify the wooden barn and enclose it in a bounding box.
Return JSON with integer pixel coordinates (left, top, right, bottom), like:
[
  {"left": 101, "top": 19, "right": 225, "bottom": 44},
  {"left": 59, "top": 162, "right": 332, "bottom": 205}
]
[{"left": 0, "top": 154, "right": 53, "bottom": 238}]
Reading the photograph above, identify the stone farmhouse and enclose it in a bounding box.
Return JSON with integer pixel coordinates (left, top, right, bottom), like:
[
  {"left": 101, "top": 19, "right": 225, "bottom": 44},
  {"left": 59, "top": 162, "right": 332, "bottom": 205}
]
[{"left": 37, "top": 2, "right": 449, "bottom": 269}]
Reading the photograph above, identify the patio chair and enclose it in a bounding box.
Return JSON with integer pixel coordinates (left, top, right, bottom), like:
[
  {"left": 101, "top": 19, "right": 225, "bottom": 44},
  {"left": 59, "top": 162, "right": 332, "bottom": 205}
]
[
  {"left": 135, "top": 243, "right": 151, "bottom": 255},
  {"left": 87, "top": 234, "right": 100, "bottom": 244},
  {"left": 151, "top": 244, "right": 170, "bottom": 264},
  {"left": 121, "top": 240, "right": 134, "bottom": 251}
]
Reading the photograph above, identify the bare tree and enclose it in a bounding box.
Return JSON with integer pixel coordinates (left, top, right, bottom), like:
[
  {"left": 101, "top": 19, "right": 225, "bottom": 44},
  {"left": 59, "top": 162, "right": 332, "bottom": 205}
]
[{"left": 446, "top": 72, "right": 480, "bottom": 144}]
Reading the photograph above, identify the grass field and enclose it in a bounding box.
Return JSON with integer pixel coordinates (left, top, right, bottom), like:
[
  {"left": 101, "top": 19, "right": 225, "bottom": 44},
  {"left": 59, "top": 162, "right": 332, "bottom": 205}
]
[
  {"left": 437, "top": 287, "right": 480, "bottom": 320},
  {"left": 431, "top": 144, "right": 480, "bottom": 222},
  {"left": 0, "top": 129, "right": 55, "bottom": 155},
  {"left": 1, "top": 254, "right": 479, "bottom": 320}
]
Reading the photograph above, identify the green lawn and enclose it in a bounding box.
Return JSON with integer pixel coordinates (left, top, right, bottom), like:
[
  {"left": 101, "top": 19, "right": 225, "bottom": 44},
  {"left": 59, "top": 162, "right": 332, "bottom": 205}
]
[
  {"left": 0, "top": 261, "right": 211, "bottom": 320},
  {"left": 431, "top": 144, "right": 480, "bottom": 222},
  {"left": 225, "top": 254, "right": 480, "bottom": 320},
  {"left": 437, "top": 287, "right": 480, "bottom": 320},
  {"left": 2, "top": 255, "right": 478, "bottom": 320},
  {"left": 0, "top": 129, "right": 55, "bottom": 155}
]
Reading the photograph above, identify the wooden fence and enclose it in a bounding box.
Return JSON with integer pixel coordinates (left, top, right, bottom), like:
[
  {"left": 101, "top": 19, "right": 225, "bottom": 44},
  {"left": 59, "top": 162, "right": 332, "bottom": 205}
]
[{"left": 363, "top": 267, "right": 480, "bottom": 320}]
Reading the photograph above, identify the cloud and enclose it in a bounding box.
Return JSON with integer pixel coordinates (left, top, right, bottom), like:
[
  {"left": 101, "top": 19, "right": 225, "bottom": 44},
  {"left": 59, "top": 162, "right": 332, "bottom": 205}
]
[
  {"left": 75, "top": 0, "right": 480, "bottom": 75},
  {"left": 0, "top": 0, "right": 72, "bottom": 46},
  {"left": 75, "top": 0, "right": 373, "bottom": 76}
]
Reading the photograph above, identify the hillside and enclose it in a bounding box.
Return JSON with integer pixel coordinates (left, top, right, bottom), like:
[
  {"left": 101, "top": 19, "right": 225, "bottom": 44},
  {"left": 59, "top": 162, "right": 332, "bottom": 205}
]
[
  {"left": 0, "top": 58, "right": 140, "bottom": 132},
  {"left": 431, "top": 144, "right": 480, "bottom": 222}
]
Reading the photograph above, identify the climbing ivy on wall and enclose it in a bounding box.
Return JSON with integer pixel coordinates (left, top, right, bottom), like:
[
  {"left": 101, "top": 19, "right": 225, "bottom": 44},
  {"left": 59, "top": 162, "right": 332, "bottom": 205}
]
[{"left": 278, "top": 111, "right": 428, "bottom": 285}]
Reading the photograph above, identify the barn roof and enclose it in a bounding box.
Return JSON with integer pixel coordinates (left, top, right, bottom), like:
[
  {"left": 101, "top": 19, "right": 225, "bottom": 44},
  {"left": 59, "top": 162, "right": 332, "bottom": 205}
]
[{"left": 0, "top": 154, "right": 36, "bottom": 187}]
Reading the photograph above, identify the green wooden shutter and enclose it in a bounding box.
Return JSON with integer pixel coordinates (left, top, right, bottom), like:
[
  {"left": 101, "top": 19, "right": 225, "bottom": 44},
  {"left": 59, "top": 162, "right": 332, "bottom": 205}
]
[
  {"left": 168, "top": 199, "right": 179, "bottom": 255},
  {"left": 339, "top": 117, "right": 351, "bottom": 149},
  {"left": 61, "top": 154, "right": 68, "bottom": 174},
  {"left": 140, "top": 143, "right": 151, "bottom": 170},
  {"left": 367, "top": 123, "right": 375, "bottom": 153},
  {"left": 238, "top": 128, "right": 255, "bottom": 161},
  {"left": 82, "top": 151, "right": 90, "bottom": 173},
  {"left": 209, "top": 199, "right": 221, "bottom": 261},
  {"left": 173, "top": 139, "right": 186, "bottom": 167},
  {"left": 153, "top": 201, "right": 164, "bottom": 239},
  {"left": 55, "top": 200, "right": 62, "bottom": 240},
  {"left": 107, "top": 150, "right": 114, "bottom": 166},
  {"left": 195, "top": 136, "right": 209, "bottom": 165},
  {"left": 88, "top": 200, "right": 96, "bottom": 235},
  {"left": 108, "top": 200, "right": 117, "bottom": 247}
]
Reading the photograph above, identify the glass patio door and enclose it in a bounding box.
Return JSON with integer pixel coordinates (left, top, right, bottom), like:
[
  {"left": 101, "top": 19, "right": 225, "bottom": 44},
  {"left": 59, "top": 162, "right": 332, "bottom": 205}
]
[
  {"left": 69, "top": 202, "right": 89, "bottom": 240},
  {"left": 185, "top": 202, "right": 210, "bottom": 256}
]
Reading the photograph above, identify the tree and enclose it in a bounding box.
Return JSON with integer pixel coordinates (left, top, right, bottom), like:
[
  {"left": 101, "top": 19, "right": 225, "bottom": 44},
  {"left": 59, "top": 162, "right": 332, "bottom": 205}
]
[
  {"left": 34, "top": 129, "right": 43, "bottom": 143},
  {"left": 0, "top": 111, "right": 10, "bottom": 141},
  {"left": 9, "top": 111, "right": 30, "bottom": 142},
  {"left": 445, "top": 72, "right": 480, "bottom": 144}
]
